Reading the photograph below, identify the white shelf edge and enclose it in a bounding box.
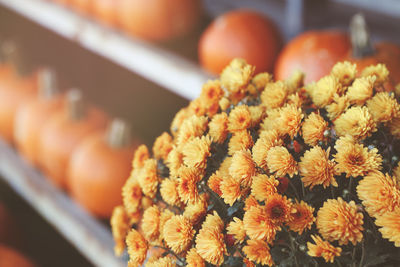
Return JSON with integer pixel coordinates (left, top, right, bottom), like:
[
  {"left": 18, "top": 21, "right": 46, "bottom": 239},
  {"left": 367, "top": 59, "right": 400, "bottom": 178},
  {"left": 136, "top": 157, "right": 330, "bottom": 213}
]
[
  {"left": 0, "top": 139, "right": 125, "bottom": 267},
  {"left": 0, "top": 0, "right": 212, "bottom": 100}
]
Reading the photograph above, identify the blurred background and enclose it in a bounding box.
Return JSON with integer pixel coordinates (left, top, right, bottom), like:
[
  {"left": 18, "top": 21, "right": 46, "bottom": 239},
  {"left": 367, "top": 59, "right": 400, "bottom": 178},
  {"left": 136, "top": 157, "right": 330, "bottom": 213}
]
[{"left": 0, "top": 0, "right": 399, "bottom": 266}]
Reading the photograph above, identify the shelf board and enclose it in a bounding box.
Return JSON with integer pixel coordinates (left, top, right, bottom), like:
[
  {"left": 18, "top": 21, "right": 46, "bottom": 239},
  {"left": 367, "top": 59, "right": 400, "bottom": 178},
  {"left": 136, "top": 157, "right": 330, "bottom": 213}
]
[
  {"left": 0, "top": 139, "right": 125, "bottom": 267},
  {"left": 0, "top": 0, "right": 211, "bottom": 100}
]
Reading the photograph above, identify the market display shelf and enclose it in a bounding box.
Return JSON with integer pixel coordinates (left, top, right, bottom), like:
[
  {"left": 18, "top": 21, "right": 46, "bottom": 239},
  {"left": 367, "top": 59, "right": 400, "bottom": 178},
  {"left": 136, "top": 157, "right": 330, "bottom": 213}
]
[
  {"left": 0, "top": 0, "right": 211, "bottom": 100},
  {"left": 0, "top": 139, "right": 125, "bottom": 267}
]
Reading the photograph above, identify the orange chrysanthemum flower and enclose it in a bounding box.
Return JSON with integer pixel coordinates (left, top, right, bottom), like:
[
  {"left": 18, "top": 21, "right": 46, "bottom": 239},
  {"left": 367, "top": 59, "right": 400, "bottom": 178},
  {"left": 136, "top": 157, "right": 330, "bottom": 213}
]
[
  {"left": 287, "top": 201, "right": 315, "bottom": 234},
  {"left": 286, "top": 70, "right": 304, "bottom": 94},
  {"left": 334, "top": 137, "right": 382, "bottom": 178},
  {"left": 357, "top": 171, "right": 400, "bottom": 217},
  {"left": 317, "top": 198, "right": 364, "bottom": 245},
  {"left": 307, "top": 235, "right": 342, "bottom": 263},
  {"left": 122, "top": 175, "right": 142, "bottom": 216},
  {"left": 208, "top": 171, "right": 223, "bottom": 196},
  {"left": 309, "top": 75, "right": 341, "bottom": 107},
  {"left": 228, "top": 105, "right": 252, "bottom": 132},
  {"left": 299, "top": 146, "right": 337, "bottom": 189},
  {"left": 366, "top": 92, "right": 400, "bottom": 123},
  {"left": 153, "top": 132, "right": 173, "bottom": 161},
  {"left": 166, "top": 145, "right": 184, "bottom": 179},
  {"left": 287, "top": 92, "right": 303, "bottom": 108},
  {"left": 346, "top": 76, "right": 375, "bottom": 105},
  {"left": 302, "top": 113, "right": 328, "bottom": 146},
  {"left": 251, "top": 174, "right": 278, "bottom": 201},
  {"left": 326, "top": 94, "right": 350, "bottom": 120},
  {"left": 229, "top": 150, "right": 257, "bottom": 187},
  {"left": 145, "top": 257, "right": 175, "bottom": 267},
  {"left": 227, "top": 217, "right": 246, "bottom": 244},
  {"left": 132, "top": 144, "right": 150, "bottom": 169},
  {"left": 266, "top": 146, "right": 298, "bottom": 178},
  {"left": 159, "top": 209, "right": 174, "bottom": 241},
  {"left": 182, "top": 135, "right": 212, "bottom": 170},
  {"left": 178, "top": 167, "right": 202, "bottom": 204},
  {"left": 219, "top": 97, "right": 230, "bottom": 111},
  {"left": 375, "top": 210, "right": 400, "bottom": 247},
  {"left": 220, "top": 175, "right": 242, "bottom": 206},
  {"left": 334, "top": 106, "right": 377, "bottom": 140},
  {"left": 251, "top": 72, "right": 272, "bottom": 91},
  {"left": 183, "top": 194, "right": 208, "bottom": 225},
  {"left": 170, "top": 107, "right": 190, "bottom": 136},
  {"left": 176, "top": 115, "right": 208, "bottom": 146},
  {"left": 243, "top": 205, "right": 277, "bottom": 243},
  {"left": 244, "top": 195, "right": 259, "bottom": 212},
  {"left": 277, "top": 104, "right": 304, "bottom": 139},
  {"left": 361, "top": 63, "right": 389, "bottom": 85},
  {"left": 110, "top": 206, "right": 130, "bottom": 256},
  {"left": 264, "top": 193, "right": 294, "bottom": 225},
  {"left": 195, "top": 227, "right": 227, "bottom": 266},
  {"left": 188, "top": 98, "right": 207, "bottom": 117},
  {"left": 141, "top": 205, "right": 161, "bottom": 241},
  {"left": 261, "top": 81, "right": 288, "bottom": 109},
  {"left": 160, "top": 178, "right": 180, "bottom": 207},
  {"left": 202, "top": 211, "right": 225, "bottom": 232},
  {"left": 208, "top": 113, "right": 229, "bottom": 144},
  {"left": 249, "top": 105, "right": 266, "bottom": 127},
  {"left": 260, "top": 108, "right": 281, "bottom": 133},
  {"left": 199, "top": 80, "right": 224, "bottom": 116},
  {"left": 220, "top": 58, "right": 254, "bottom": 94},
  {"left": 228, "top": 130, "right": 254, "bottom": 155},
  {"left": 126, "top": 229, "right": 148, "bottom": 266},
  {"left": 137, "top": 159, "right": 159, "bottom": 198},
  {"left": 252, "top": 130, "right": 283, "bottom": 170},
  {"left": 163, "top": 215, "right": 195, "bottom": 254},
  {"left": 331, "top": 61, "right": 357, "bottom": 86},
  {"left": 243, "top": 239, "right": 274, "bottom": 266},
  {"left": 186, "top": 248, "right": 205, "bottom": 267}
]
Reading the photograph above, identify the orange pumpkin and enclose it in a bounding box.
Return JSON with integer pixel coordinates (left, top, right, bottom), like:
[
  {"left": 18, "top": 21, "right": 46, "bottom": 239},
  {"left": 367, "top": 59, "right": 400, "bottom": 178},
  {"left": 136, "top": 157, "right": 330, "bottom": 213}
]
[
  {"left": 93, "top": 0, "right": 118, "bottom": 27},
  {"left": 14, "top": 69, "right": 64, "bottom": 166},
  {"left": 274, "top": 31, "right": 351, "bottom": 84},
  {"left": 67, "top": 119, "right": 138, "bottom": 218},
  {"left": 118, "top": 0, "right": 202, "bottom": 41},
  {"left": 0, "top": 245, "right": 35, "bottom": 267},
  {"left": 38, "top": 89, "right": 108, "bottom": 189},
  {"left": 346, "top": 14, "right": 400, "bottom": 89},
  {"left": 199, "top": 9, "right": 282, "bottom": 75},
  {"left": 0, "top": 74, "right": 38, "bottom": 143},
  {"left": 70, "top": 0, "right": 92, "bottom": 15}
]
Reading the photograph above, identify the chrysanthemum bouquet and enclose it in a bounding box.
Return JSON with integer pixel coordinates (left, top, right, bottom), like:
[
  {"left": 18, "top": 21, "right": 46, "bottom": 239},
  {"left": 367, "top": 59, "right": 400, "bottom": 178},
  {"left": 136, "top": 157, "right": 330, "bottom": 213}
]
[{"left": 111, "top": 58, "right": 400, "bottom": 266}]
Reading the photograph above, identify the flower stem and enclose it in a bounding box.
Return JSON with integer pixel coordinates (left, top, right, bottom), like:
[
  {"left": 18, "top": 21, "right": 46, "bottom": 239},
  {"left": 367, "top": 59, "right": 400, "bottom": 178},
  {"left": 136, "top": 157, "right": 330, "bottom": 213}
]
[
  {"left": 358, "top": 240, "right": 365, "bottom": 267},
  {"left": 288, "top": 181, "right": 300, "bottom": 200}
]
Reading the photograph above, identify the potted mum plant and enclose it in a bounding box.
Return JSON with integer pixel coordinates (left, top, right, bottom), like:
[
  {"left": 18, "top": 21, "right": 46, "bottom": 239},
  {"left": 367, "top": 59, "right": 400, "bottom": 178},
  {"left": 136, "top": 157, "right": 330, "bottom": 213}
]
[{"left": 111, "top": 58, "right": 400, "bottom": 266}]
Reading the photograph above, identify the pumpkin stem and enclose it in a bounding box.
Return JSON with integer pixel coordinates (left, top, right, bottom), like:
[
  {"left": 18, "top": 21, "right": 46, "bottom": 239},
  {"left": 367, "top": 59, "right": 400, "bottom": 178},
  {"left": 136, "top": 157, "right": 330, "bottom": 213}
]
[
  {"left": 67, "top": 89, "right": 85, "bottom": 121},
  {"left": 350, "top": 13, "right": 375, "bottom": 58},
  {"left": 38, "top": 68, "right": 58, "bottom": 99},
  {"left": 107, "top": 118, "right": 131, "bottom": 148},
  {"left": 1, "top": 41, "right": 30, "bottom": 77}
]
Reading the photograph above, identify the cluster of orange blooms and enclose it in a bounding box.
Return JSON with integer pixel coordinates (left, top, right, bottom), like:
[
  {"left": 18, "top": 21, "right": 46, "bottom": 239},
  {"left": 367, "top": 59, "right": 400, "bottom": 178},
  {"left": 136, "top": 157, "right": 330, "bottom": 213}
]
[{"left": 111, "top": 59, "right": 400, "bottom": 266}]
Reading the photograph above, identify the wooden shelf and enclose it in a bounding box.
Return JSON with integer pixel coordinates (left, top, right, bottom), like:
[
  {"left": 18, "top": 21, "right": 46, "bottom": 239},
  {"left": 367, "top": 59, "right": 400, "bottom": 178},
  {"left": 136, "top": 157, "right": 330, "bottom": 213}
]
[
  {"left": 0, "top": 139, "right": 125, "bottom": 267},
  {"left": 0, "top": 0, "right": 212, "bottom": 100}
]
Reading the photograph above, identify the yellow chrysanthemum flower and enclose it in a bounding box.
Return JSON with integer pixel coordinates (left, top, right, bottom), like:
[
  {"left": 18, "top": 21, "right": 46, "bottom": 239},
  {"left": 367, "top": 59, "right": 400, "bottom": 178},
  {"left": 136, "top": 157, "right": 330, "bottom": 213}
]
[
  {"left": 260, "top": 81, "right": 288, "bottom": 109},
  {"left": 288, "top": 201, "right": 315, "bottom": 234},
  {"left": 126, "top": 229, "right": 148, "bottom": 266},
  {"left": 266, "top": 146, "right": 298, "bottom": 178},
  {"left": 227, "top": 217, "right": 246, "bottom": 244},
  {"left": 334, "top": 106, "right": 377, "bottom": 140},
  {"left": 243, "top": 239, "right": 274, "bottom": 266},
  {"left": 302, "top": 112, "right": 329, "bottom": 146},
  {"left": 316, "top": 198, "right": 364, "bottom": 245},
  {"left": 141, "top": 205, "right": 161, "bottom": 241},
  {"left": 163, "top": 215, "right": 195, "bottom": 254},
  {"left": 346, "top": 76, "right": 375, "bottom": 105},
  {"left": 361, "top": 63, "right": 389, "bottom": 85},
  {"left": 110, "top": 206, "right": 130, "bottom": 256},
  {"left": 208, "top": 113, "right": 228, "bottom": 144},
  {"left": 375, "top": 210, "right": 400, "bottom": 247},
  {"left": 228, "top": 105, "right": 252, "bottom": 132},
  {"left": 366, "top": 92, "right": 400, "bottom": 123},
  {"left": 331, "top": 61, "right": 357, "bottom": 86},
  {"left": 357, "top": 171, "right": 400, "bottom": 217},
  {"left": 220, "top": 58, "right": 254, "bottom": 94}
]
